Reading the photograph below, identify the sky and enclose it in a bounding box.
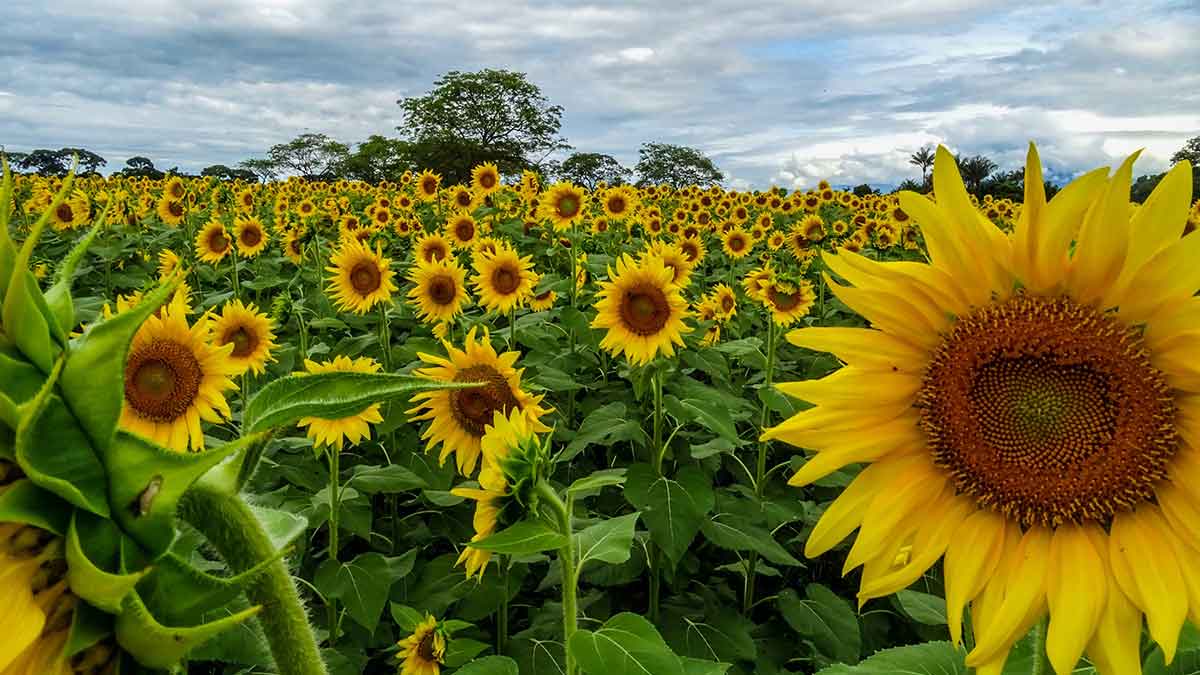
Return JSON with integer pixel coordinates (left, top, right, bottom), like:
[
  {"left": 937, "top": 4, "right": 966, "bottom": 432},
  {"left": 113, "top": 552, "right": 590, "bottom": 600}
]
[{"left": 2, "top": 0, "right": 1198, "bottom": 190}]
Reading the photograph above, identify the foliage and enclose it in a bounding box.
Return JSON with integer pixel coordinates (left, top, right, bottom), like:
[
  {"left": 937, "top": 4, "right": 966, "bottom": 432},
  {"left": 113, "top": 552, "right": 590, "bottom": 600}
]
[
  {"left": 635, "top": 142, "right": 724, "bottom": 188},
  {"left": 559, "top": 152, "right": 632, "bottom": 189},
  {"left": 266, "top": 133, "right": 352, "bottom": 180},
  {"left": 337, "top": 134, "right": 416, "bottom": 183}
]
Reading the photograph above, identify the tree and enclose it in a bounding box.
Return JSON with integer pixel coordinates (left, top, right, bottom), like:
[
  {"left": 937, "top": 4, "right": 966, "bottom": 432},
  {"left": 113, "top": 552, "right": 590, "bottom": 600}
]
[
  {"left": 634, "top": 143, "right": 723, "bottom": 188},
  {"left": 122, "top": 156, "right": 164, "bottom": 179},
  {"left": 237, "top": 158, "right": 279, "bottom": 183},
  {"left": 266, "top": 133, "right": 350, "bottom": 180},
  {"left": 852, "top": 183, "right": 877, "bottom": 197},
  {"left": 337, "top": 135, "right": 415, "bottom": 183},
  {"left": 558, "top": 152, "right": 631, "bottom": 189},
  {"left": 894, "top": 178, "right": 925, "bottom": 193},
  {"left": 957, "top": 154, "right": 998, "bottom": 195},
  {"left": 60, "top": 148, "right": 106, "bottom": 174},
  {"left": 201, "top": 164, "right": 256, "bottom": 181},
  {"left": 397, "top": 69, "right": 570, "bottom": 184},
  {"left": 12, "top": 149, "right": 72, "bottom": 176},
  {"left": 909, "top": 146, "right": 935, "bottom": 186},
  {"left": 1171, "top": 135, "right": 1200, "bottom": 166}
]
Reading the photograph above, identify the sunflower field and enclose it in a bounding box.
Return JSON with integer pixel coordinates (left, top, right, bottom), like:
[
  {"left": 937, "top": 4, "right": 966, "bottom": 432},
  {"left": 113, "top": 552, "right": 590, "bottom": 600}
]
[{"left": 2, "top": 148, "right": 1200, "bottom": 675}]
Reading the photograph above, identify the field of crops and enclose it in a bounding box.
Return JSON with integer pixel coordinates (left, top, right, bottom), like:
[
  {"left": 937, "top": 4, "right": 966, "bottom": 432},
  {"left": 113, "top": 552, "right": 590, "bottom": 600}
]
[{"left": 2, "top": 147, "right": 1200, "bottom": 675}]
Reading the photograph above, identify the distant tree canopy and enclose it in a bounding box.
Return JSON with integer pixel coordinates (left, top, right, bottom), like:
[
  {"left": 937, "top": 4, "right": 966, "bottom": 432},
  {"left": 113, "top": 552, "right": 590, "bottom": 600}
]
[
  {"left": 396, "top": 69, "right": 569, "bottom": 184},
  {"left": 1130, "top": 135, "right": 1200, "bottom": 203},
  {"left": 635, "top": 142, "right": 723, "bottom": 188},
  {"left": 121, "top": 156, "right": 165, "bottom": 179},
  {"left": 956, "top": 154, "right": 998, "bottom": 195},
  {"left": 237, "top": 158, "right": 279, "bottom": 183},
  {"left": 558, "top": 152, "right": 631, "bottom": 189},
  {"left": 852, "top": 183, "right": 877, "bottom": 197},
  {"left": 200, "top": 164, "right": 257, "bottom": 181},
  {"left": 7, "top": 147, "right": 106, "bottom": 176},
  {"left": 337, "top": 135, "right": 416, "bottom": 184},
  {"left": 266, "top": 133, "right": 350, "bottom": 180}
]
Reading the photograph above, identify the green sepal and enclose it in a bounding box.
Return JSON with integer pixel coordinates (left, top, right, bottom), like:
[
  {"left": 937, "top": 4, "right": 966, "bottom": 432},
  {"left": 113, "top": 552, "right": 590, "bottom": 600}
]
[
  {"left": 106, "top": 431, "right": 241, "bottom": 558},
  {"left": 0, "top": 389, "right": 17, "bottom": 430},
  {"left": 114, "top": 588, "right": 262, "bottom": 669},
  {"left": 65, "top": 601, "right": 114, "bottom": 658},
  {"left": 66, "top": 512, "right": 150, "bottom": 613},
  {"left": 0, "top": 478, "right": 72, "bottom": 534},
  {"left": 15, "top": 357, "right": 111, "bottom": 517},
  {"left": 142, "top": 549, "right": 284, "bottom": 624},
  {"left": 0, "top": 343, "right": 44, "bottom": 404},
  {"left": 60, "top": 279, "right": 177, "bottom": 451},
  {"left": 242, "top": 371, "right": 482, "bottom": 434},
  {"left": 191, "top": 430, "right": 275, "bottom": 496},
  {"left": 44, "top": 202, "right": 111, "bottom": 335},
  {"left": 0, "top": 158, "right": 15, "bottom": 298}
]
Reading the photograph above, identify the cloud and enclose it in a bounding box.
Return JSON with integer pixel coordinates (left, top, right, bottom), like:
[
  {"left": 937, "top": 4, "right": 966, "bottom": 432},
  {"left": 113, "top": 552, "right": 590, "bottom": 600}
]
[{"left": 2, "top": 0, "right": 1197, "bottom": 186}]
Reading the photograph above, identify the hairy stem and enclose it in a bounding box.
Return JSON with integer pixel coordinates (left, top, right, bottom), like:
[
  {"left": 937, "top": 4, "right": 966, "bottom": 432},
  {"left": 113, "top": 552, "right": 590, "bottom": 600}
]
[{"left": 537, "top": 481, "right": 577, "bottom": 675}]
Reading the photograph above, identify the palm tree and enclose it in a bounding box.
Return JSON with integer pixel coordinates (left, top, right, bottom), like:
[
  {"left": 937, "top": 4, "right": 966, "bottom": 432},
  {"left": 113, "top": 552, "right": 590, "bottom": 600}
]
[
  {"left": 958, "top": 155, "right": 998, "bottom": 195},
  {"left": 909, "top": 146, "right": 935, "bottom": 188}
]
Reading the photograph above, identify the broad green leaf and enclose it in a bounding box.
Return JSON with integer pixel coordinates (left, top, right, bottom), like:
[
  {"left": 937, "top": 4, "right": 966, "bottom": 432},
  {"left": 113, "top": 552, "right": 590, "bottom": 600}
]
[
  {"left": 815, "top": 641, "right": 966, "bottom": 675},
  {"left": 562, "top": 402, "right": 649, "bottom": 461},
  {"left": 570, "top": 612, "right": 685, "bottom": 675},
  {"left": 681, "top": 658, "right": 731, "bottom": 675},
  {"left": 624, "top": 464, "right": 713, "bottom": 566},
  {"left": 347, "top": 463, "right": 428, "bottom": 493},
  {"left": 665, "top": 609, "right": 756, "bottom": 663},
  {"left": 470, "top": 519, "right": 568, "bottom": 555},
  {"left": 678, "top": 398, "right": 742, "bottom": 445},
  {"left": 895, "top": 590, "right": 948, "bottom": 626},
  {"left": 250, "top": 504, "right": 310, "bottom": 551},
  {"left": 243, "top": 371, "right": 480, "bottom": 433},
  {"left": 575, "top": 512, "right": 640, "bottom": 569},
  {"left": 0, "top": 477, "right": 72, "bottom": 534},
  {"left": 443, "top": 638, "right": 490, "bottom": 667},
  {"left": 390, "top": 603, "right": 425, "bottom": 633},
  {"left": 313, "top": 551, "right": 411, "bottom": 633},
  {"left": 700, "top": 514, "right": 800, "bottom": 566},
  {"left": 779, "top": 584, "right": 861, "bottom": 664},
  {"left": 568, "top": 468, "right": 628, "bottom": 496},
  {"left": 456, "top": 656, "right": 520, "bottom": 675}
]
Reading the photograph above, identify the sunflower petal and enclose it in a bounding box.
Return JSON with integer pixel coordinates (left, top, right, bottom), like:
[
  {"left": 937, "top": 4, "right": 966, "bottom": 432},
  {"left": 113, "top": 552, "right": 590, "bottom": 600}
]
[
  {"left": 1046, "top": 525, "right": 1107, "bottom": 675},
  {"left": 1110, "top": 507, "right": 1187, "bottom": 662},
  {"left": 785, "top": 327, "right": 928, "bottom": 372},
  {"left": 966, "top": 526, "right": 1051, "bottom": 667},
  {"left": 1066, "top": 151, "right": 1140, "bottom": 303},
  {"left": 944, "top": 509, "right": 1008, "bottom": 647}
]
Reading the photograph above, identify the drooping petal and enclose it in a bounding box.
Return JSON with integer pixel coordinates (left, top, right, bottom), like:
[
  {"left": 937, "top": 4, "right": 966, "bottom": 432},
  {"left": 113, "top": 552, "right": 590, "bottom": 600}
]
[
  {"left": 804, "top": 454, "right": 927, "bottom": 558},
  {"left": 785, "top": 327, "right": 928, "bottom": 373},
  {"left": 944, "top": 509, "right": 1009, "bottom": 647},
  {"left": 1109, "top": 507, "right": 1188, "bottom": 662},
  {"left": 1066, "top": 152, "right": 1140, "bottom": 304},
  {"left": 967, "top": 526, "right": 1051, "bottom": 667},
  {"left": 1084, "top": 526, "right": 1144, "bottom": 675},
  {"left": 1046, "top": 525, "right": 1107, "bottom": 675},
  {"left": 856, "top": 494, "right": 973, "bottom": 604}
]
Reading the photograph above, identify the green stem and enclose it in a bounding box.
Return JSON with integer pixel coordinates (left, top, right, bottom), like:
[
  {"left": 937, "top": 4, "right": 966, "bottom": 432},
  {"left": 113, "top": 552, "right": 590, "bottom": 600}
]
[
  {"left": 497, "top": 556, "right": 509, "bottom": 655},
  {"left": 326, "top": 447, "right": 341, "bottom": 646},
  {"left": 537, "top": 481, "right": 577, "bottom": 675},
  {"left": 565, "top": 231, "right": 579, "bottom": 425},
  {"left": 230, "top": 245, "right": 242, "bottom": 302},
  {"left": 649, "top": 366, "right": 665, "bottom": 623},
  {"left": 378, "top": 305, "right": 392, "bottom": 372},
  {"left": 509, "top": 308, "right": 517, "bottom": 347},
  {"left": 745, "top": 319, "right": 779, "bottom": 613},
  {"left": 178, "top": 484, "right": 328, "bottom": 675},
  {"left": 1030, "top": 618, "right": 1050, "bottom": 675}
]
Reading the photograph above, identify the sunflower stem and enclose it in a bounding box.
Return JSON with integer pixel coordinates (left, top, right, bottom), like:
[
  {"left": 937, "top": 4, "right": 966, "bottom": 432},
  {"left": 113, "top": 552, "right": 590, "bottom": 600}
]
[
  {"left": 649, "top": 366, "right": 665, "bottom": 623},
  {"left": 497, "top": 555, "right": 510, "bottom": 655},
  {"left": 230, "top": 244, "right": 242, "bottom": 302},
  {"left": 745, "top": 318, "right": 778, "bottom": 614},
  {"left": 326, "top": 446, "right": 341, "bottom": 646},
  {"left": 1030, "top": 618, "right": 1050, "bottom": 675},
  {"left": 537, "top": 480, "right": 577, "bottom": 675},
  {"left": 178, "top": 484, "right": 328, "bottom": 675}
]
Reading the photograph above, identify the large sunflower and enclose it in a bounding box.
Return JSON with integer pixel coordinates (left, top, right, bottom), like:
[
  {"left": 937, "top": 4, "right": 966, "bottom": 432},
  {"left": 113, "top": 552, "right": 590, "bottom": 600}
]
[
  {"left": 415, "top": 233, "right": 453, "bottom": 264},
  {"left": 234, "top": 216, "right": 269, "bottom": 258},
  {"left": 721, "top": 226, "right": 753, "bottom": 259},
  {"left": 296, "top": 356, "right": 385, "bottom": 451},
  {"left": 446, "top": 213, "right": 479, "bottom": 249},
  {"left": 120, "top": 296, "right": 238, "bottom": 452},
  {"left": 408, "top": 328, "right": 551, "bottom": 476},
  {"left": 325, "top": 237, "right": 397, "bottom": 314},
  {"left": 210, "top": 299, "right": 277, "bottom": 376},
  {"left": 538, "top": 182, "right": 587, "bottom": 231},
  {"left": 767, "top": 146, "right": 1199, "bottom": 675},
  {"left": 591, "top": 255, "right": 691, "bottom": 366},
  {"left": 407, "top": 257, "right": 469, "bottom": 324},
  {"left": 195, "top": 220, "right": 233, "bottom": 264},
  {"left": 472, "top": 243, "right": 535, "bottom": 314},
  {"left": 470, "top": 162, "right": 502, "bottom": 196},
  {"left": 156, "top": 196, "right": 185, "bottom": 226}
]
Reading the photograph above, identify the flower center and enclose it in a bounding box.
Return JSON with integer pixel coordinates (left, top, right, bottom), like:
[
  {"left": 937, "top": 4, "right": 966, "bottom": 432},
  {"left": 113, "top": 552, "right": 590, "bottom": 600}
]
[
  {"left": 422, "top": 177, "right": 438, "bottom": 194},
  {"left": 350, "top": 262, "right": 381, "bottom": 295},
  {"left": 455, "top": 220, "right": 475, "bottom": 242},
  {"left": 728, "top": 235, "right": 745, "bottom": 252},
  {"left": 169, "top": 202, "right": 184, "bottom": 218},
  {"left": 558, "top": 196, "right": 579, "bottom": 218},
  {"left": 56, "top": 204, "right": 74, "bottom": 222},
  {"left": 428, "top": 276, "right": 457, "bottom": 305},
  {"left": 416, "top": 629, "right": 440, "bottom": 663},
  {"left": 918, "top": 294, "right": 1178, "bottom": 527},
  {"left": 209, "top": 231, "right": 229, "bottom": 252},
  {"left": 124, "top": 339, "right": 203, "bottom": 422},
  {"left": 240, "top": 227, "right": 262, "bottom": 247},
  {"left": 451, "top": 365, "right": 520, "bottom": 436},
  {"left": 223, "top": 326, "right": 257, "bottom": 358},
  {"left": 619, "top": 285, "right": 670, "bottom": 336},
  {"left": 608, "top": 197, "right": 626, "bottom": 214},
  {"left": 492, "top": 266, "right": 520, "bottom": 295},
  {"left": 424, "top": 243, "right": 447, "bottom": 263},
  {"left": 480, "top": 172, "right": 497, "bottom": 189},
  {"left": 768, "top": 287, "right": 803, "bottom": 311}
]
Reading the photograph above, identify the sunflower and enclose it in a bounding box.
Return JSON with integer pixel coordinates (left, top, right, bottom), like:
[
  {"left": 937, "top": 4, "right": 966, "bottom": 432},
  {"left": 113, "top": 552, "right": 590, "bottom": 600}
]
[
  {"left": 712, "top": 283, "right": 737, "bottom": 319},
  {"left": 158, "top": 249, "right": 182, "bottom": 280},
  {"left": 767, "top": 146, "right": 1200, "bottom": 675},
  {"left": 49, "top": 190, "right": 89, "bottom": 230},
  {"left": 762, "top": 280, "right": 814, "bottom": 326},
  {"left": 591, "top": 255, "right": 691, "bottom": 366},
  {"left": 677, "top": 236, "right": 706, "bottom": 267},
  {"left": 639, "top": 240, "right": 693, "bottom": 288},
  {"left": 721, "top": 226, "right": 753, "bottom": 259},
  {"left": 234, "top": 216, "right": 269, "bottom": 258},
  {"left": 407, "top": 257, "right": 469, "bottom": 324},
  {"left": 195, "top": 219, "right": 233, "bottom": 264},
  {"left": 449, "top": 187, "right": 475, "bottom": 212},
  {"left": 602, "top": 185, "right": 639, "bottom": 220},
  {"left": 283, "top": 229, "right": 305, "bottom": 264},
  {"left": 446, "top": 213, "right": 479, "bottom": 249},
  {"left": 529, "top": 288, "right": 557, "bottom": 311},
  {"left": 408, "top": 328, "right": 551, "bottom": 475},
  {"left": 296, "top": 356, "right": 384, "bottom": 450},
  {"left": 415, "top": 233, "right": 453, "bottom": 264},
  {"left": 472, "top": 243, "right": 535, "bottom": 314},
  {"left": 156, "top": 196, "right": 185, "bottom": 226},
  {"left": 451, "top": 408, "right": 539, "bottom": 578},
  {"left": 538, "top": 182, "right": 587, "bottom": 231},
  {"left": 471, "top": 162, "right": 502, "bottom": 196},
  {"left": 325, "top": 237, "right": 397, "bottom": 314},
  {"left": 235, "top": 188, "right": 255, "bottom": 212},
  {"left": 210, "top": 299, "right": 277, "bottom": 376},
  {"left": 120, "top": 296, "right": 237, "bottom": 452},
  {"left": 395, "top": 614, "right": 447, "bottom": 675}
]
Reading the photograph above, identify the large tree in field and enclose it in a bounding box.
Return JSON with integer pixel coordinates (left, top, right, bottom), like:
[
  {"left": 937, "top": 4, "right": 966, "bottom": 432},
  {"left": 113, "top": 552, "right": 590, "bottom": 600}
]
[
  {"left": 338, "top": 135, "right": 415, "bottom": 183},
  {"left": 237, "top": 158, "right": 279, "bottom": 183},
  {"left": 558, "top": 152, "right": 631, "bottom": 189},
  {"left": 266, "top": 133, "right": 350, "bottom": 180},
  {"left": 396, "top": 69, "right": 570, "bottom": 184},
  {"left": 635, "top": 142, "right": 723, "bottom": 188}
]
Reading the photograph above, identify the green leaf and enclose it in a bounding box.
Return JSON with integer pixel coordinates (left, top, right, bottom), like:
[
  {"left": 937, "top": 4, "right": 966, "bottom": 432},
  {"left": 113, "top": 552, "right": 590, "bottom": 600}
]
[
  {"left": 700, "top": 514, "right": 800, "bottom": 566},
  {"left": 3, "top": 264, "right": 62, "bottom": 372},
  {"left": 0, "top": 346, "right": 44, "bottom": 405},
  {"left": 44, "top": 210, "right": 109, "bottom": 334},
  {"left": 106, "top": 431, "right": 241, "bottom": 558},
  {"left": 575, "top": 512, "right": 640, "bottom": 569},
  {"left": 250, "top": 503, "right": 310, "bottom": 551},
  {"left": 313, "top": 551, "right": 413, "bottom": 632},
  {"left": 895, "top": 590, "right": 948, "bottom": 626},
  {"left": 779, "top": 584, "right": 861, "bottom": 664},
  {"left": 1143, "top": 623, "right": 1200, "bottom": 675},
  {"left": 624, "top": 464, "right": 713, "bottom": 566},
  {"left": 681, "top": 658, "right": 731, "bottom": 675},
  {"left": 143, "top": 551, "right": 281, "bottom": 625},
  {"left": 443, "top": 637, "right": 491, "bottom": 667},
  {"left": 347, "top": 463, "right": 428, "bottom": 493},
  {"left": 814, "top": 641, "right": 966, "bottom": 675},
  {"left": 571, "top": 612, "right": 685, "bottom": 675},
  {"left": 114, "top": 591, "right": 261, "bottom": 669},
  {"left": 243, "top": 371, "right": 481, "bottom": 434},
  {"left": 0, "top": 478, "right": 72, "bottom": 535},
  {"left": 65, "top": 513, "right": 149, "bottom": 613},
  {"left": 678, "top": 398, "right": 742, "bottom": 445},
  {"left": 65, "top": 603, "right": 113, "bottom": 659},
  {"left": 470, "top": 519, "right": 569, "bottom": 555},
  {"left": 567, "top": 468, "right": 628, "bottom": 496},
  {"left": 455, "top": 655, "right": 520, "bottom": 675},
  {"left": 563, "top": 402, "right": 648, "bottom": 461},
  {"left": 665, "top": 609, "right": 756, "bottom": 663},
  {"left": 60, "top": 279, "right": 176, "bottom": 450},
  {"left": 390, "top": 603, "right": 425, "bottom": 633}
]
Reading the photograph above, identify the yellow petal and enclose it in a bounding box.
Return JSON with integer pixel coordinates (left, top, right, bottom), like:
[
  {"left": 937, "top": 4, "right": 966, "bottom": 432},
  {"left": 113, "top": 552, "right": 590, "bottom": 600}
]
[
  {"left": 944, "top": 509, "right": 1008, "bottom": 647},
  {"left": 1046, "top": 525, "right": 1107, "bottom": 675},
  {"left": 1113, "top": 230, "right": 1200, "bottom": 324},
  {"left": 774, "top": 368, "right": 922, "bottom": 408},
  {"left": 785, "top": 327, "right": 928, "bottom": 373},
  {"left": 1110, "top": 507, "right": 1188, "bottom": 662},
  {"left": 842, "top": 463, "right": 947, "bottom": 574},
  {"left": 967, "top": 526, "right": 1051, "bottom": 667},
  {"left": 1084, "top": 525, "right": 1144, "bottom": 675},
  {"left": 1066, "top": 151, "right": 1140, "bottom": 304},
  {"left": 1029, "top": 166, "right": 1110, "bottom": 293},
  {"left": 823, "top": 276, "right": 940, "bottom": 350},
  {"left": 1111, "top": 160, "right": 1194, "bottom": 294},
  {"left": 1011, "top": 143, "right": 1048, "bottom": 283},
  {"left": 856, "top": 494, "right": 973, "bottom": 603},
  {"left": 896, "top": 190, "right": 987, "bottom": 304},
  {"left": 787, "top": 424, "right": 921, "bottom": 487},
  {"left": 823, "top": 252, "right": 955, "bottom": 333},
  {"left": 804, "top": 454, "right": 924, "bottom": 558},
  {"left": 930, "top": 146, "right": 1011, "bottom": 299}
]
